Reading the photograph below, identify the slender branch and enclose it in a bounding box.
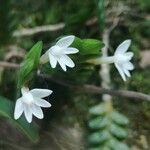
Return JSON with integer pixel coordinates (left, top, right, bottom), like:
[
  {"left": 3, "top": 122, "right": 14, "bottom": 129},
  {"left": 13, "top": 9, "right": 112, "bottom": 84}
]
[
  {"left": 0, "top": 62, "right": 149, "bottom": 102},
  {"left": 82, "top": 85, "right": 150, "bottom": 102},
  {"left": 13, "top": 17, "right": 99, "bottom": 37},
  {"left": 38, "top": 74, "right": 150, "bottom": 102},
  {"left": 0, "top": 61, "right": 20, "bottom": 69},
  {"left": 13, "top": 23, "right": 65, "bottom": 37}
]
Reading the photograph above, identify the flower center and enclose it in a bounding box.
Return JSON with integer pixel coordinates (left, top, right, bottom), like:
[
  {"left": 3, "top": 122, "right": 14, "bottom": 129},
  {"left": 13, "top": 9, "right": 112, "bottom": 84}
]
[
  {"left": 22, "top": 92, "right": 34, "bottom": 105},
  {"left": 50, "top": 45, "right": 64, "bottom": 57},
  {"left": 114, "top": 54, "right": 129, "bottom": 64}
]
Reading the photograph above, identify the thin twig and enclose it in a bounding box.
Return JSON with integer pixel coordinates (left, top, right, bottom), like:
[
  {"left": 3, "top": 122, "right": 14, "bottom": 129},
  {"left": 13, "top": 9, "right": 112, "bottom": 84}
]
[
  {"left": 1, "top": 62, "right": 149, "bottom": 102},
  {"left": 38, "top": 74, "right": 150, "bottom": 102},
  {"left": 0, "top": 61, "right": 20, "bottom": 69},
  {"left": 13, "top": 23, "right": 65, "bottom": 37},
  {"left": 13, "top": 17, "right": 99, "bottom": 37},
  {"left": 82, "top": 84, "right": 150, "bottom": 102}
]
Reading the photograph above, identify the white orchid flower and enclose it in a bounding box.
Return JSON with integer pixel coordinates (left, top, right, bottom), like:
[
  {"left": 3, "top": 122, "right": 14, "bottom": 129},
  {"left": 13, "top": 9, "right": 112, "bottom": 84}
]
[
  {"left": 113, "top": 40, "right": 134, "bottom": 81},
  {"left": 40, "top": 35, "right": 79, "bottom": 71},
  {"left": 88, "top": 40, "right": 134, "bottom": 81},
  {"left": 14, "top": 87, "right": 52, "bottom": 123}
]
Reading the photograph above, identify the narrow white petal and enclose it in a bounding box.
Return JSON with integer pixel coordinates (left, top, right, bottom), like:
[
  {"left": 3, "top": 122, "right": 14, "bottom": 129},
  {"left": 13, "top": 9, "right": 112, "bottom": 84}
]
[
  {"left": 31, "top": 104, "right": 44, "bottom": 119},
  {"left": 14, "top": 98, "right": 24, "bottom": 120},
  {"left": 115, "top": 40, "right": 131, "bottom": 55},
  {"left": 48, "top": 53, "right": 57, "bottom": 68},
  {"left": 115, "top": 63, "right": 127, "bottom": 81},
  {"left": 64, "top": 48, "right": 79, "bottom": 54},
  {"left": 124, "top": 52, "right": 134, "bottom": 61},
  {"left": 24, "top": 105, "right": 33, "bottom": 123},
  {"left": 124, "top": 62, "right": 134, "bottom": 70},
  {"left": 34, "top": 98, "right": 51, "bottom": 108},
  {"left": 59, "top": 55, "right": 75, "bottom": 68},
  {"left": 30, "top": 89, "right": 53, "bottom": 98},
  {"left": 123, "top": 68, "right": 131, "bottom": 77},
  {"left": 56, "top": 35, "right": 75, "bottom": 48},
  {"left": 57, "top": 59, "right": 67, "bottom": 71}
]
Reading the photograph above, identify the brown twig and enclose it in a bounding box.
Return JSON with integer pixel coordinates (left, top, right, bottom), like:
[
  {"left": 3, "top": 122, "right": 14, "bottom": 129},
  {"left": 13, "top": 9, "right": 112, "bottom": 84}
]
[
  {"left": 81, "top": 84, "right": 150, "bottom": 102},
  {"left": 0, "top": 62, "right": 149, "bottom": 102},
  {"left": 13, "top": 23, "right": 65, "bottom": 37},
  {"left": 0, "top": 61, "right": 20, "bottom": 69},
  {"left": 13, "top": 17, "right": 99, "bottom": 37},
  {"left": 38, "top": 74, "right": 150, "bottom": 102}
]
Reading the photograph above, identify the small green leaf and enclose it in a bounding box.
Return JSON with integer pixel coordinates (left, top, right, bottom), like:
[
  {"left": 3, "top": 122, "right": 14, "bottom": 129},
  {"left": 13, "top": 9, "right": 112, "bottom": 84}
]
[
  {"left": 89, "top": 117, "right": 109, "bottom": 129},
  {"left": 71, "top": 37, "right": 82, "bottom": 50},
  {"left": 81, "top": 39, "right": 104, "bottom": 55},
  {"left": 110, "top": 124, "right": 128, "bottom": 139},
  {"left": 111, "top": 111, "right": 129, "bottom": 126},
  {"left": 89, "top": 104, "right": 106, "bottom": 115},
  {"left": 18, "top": 41, "right": 43, "bottom": 87},
  {"left": 72, "top": 37, "right": 104, "bottom": 55},
  {"left": 109, "top": 139, "right": 129, "bottom": 150},
  {"left": 88, "top": 131, "right": 109, "bottom": 144},
  {"left": 0, "top": 96, "right": 39, "bottom": 142}
]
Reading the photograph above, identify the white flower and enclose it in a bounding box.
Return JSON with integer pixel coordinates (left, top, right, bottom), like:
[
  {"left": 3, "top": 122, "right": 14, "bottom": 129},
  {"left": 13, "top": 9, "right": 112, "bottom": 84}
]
[
  {"left": 113, "top": 40, "right": 134, "bottom": 81},
  {"left": 87, "top": 40, "right": 134, "bottom": 81},
  {"left": 14, "top": 87, "right": 52, "bottom": 123},
  {"left": 41, "top": 35, "right": 79, "bottom": 71}
]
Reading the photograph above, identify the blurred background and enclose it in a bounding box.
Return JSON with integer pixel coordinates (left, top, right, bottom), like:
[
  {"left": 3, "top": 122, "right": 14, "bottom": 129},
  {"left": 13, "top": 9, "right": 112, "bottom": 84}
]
[{"left": 0, "top": 0, "right": 150, "bottom": 149}]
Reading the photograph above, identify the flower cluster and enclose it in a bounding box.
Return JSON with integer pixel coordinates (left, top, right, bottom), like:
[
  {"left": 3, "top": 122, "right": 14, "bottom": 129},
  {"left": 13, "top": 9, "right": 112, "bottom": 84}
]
[
  {"left": 14, "top": 36, "right": 134, "bottom": 123},
  {"left": 14, "top": 35, "right": 79, "bottom": 123}
]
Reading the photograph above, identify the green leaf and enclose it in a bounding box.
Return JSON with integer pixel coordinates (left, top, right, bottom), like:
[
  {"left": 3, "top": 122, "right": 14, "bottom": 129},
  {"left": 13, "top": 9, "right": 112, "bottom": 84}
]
[
  {"left": 18, "top": 41, "right": 43, "bottom": 87},
  {"left": 0, "top": 96, "right": 39, "bottom": 143},
  {"left": 109, "top": 139, "right": 129, "bottom": 150},
  {"left": 89, "top": 104, "right": 106, "bottom": 115},
  {"left": 110, "top": 124, "right": 128, "bottom": 139},
  {"left": 81, "top": 39, "right": 104, "bottom": 55},
  {"left": 88, "top": 131, "right": 109, "bottom": 144},
  {"left": 72, "top": 37, "right": 104, "bottom": 55},
  {"left": 111, "top": 111, "right": 129, "bottom": 126},
  {"left": 89, "top": 117, "right": 109, "bottom": 129}
]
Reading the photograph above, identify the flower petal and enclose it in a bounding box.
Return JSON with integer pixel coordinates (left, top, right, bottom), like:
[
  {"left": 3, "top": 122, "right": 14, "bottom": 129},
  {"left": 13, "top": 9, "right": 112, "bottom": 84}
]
[
  {"left": 124, "top": 62, "right": 134, "bottom": 70},
  {"left": 115, "top": 63, "right": 127, "bottom": 81},
  {"left": 24, "top": 104, "right": 33, "bottom": 123},
  {"left": 123, "top": 68, "right": 131, "bottom": 77},
  {"left": 64, "top": 48, "right": 79, "bottom": 54},
  {"left": 49, "top": 53, "right": 57, "bottom": 68},
  {"left": 57, "top": 59, "right": 67, "bottom": 71},
  {"left": 14, "top": 98, "right": 24, "bottom": 120},
  {"left": 35, "top": 98, "right": 51, "bottom": 108},
  {"left": 31, "top": 104, "right": 44, "bottom": 119},
  {"left": 30, "top": 89, "right": 53, "bottom": 98},
  {"left": 56, "top": 35, "right": 75, "bottom": 48},
  {"left": 115, "top": 39, "right": 131, "bottom": 54},
  {"left": 59, "top": 55, "right": 75, "bottom": 68},
  {"left": 124, "top": 52, "right": 134, "bottom": 61}
]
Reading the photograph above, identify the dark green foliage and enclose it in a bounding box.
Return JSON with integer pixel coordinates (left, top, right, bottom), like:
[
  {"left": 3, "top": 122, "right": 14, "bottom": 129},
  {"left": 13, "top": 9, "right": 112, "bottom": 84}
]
[
  {"left": 0, "top": 0, "right": 16, "bottom": 45},
  {"left": 97, "top": 0, "right": 105, "bottom": 32},
  {"left": 64, "top": 0, "right": 95, "bottom": 34},
  {"left": 88, "top": 101, "right": 129, "bottom": 149},
  {"left": 0, "top": 96, "right": 39, "bottom": 142}
]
